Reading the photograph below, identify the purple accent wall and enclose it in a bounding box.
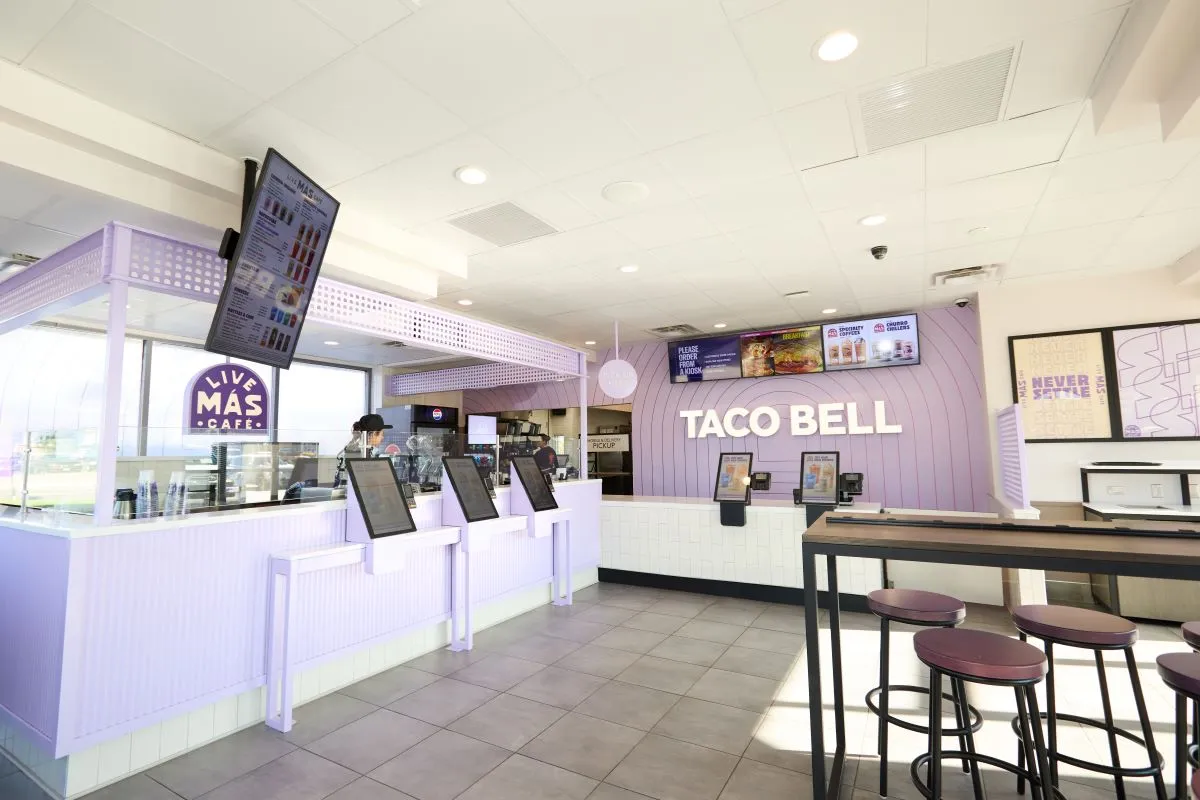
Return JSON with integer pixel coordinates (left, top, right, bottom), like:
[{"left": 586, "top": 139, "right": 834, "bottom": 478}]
[{"left": 465, "top": 306, "right": 991, "bottom": 512}]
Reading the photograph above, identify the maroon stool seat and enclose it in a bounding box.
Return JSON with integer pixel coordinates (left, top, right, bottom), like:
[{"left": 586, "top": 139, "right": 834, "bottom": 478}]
[
  {"left": 868, "top": 588, "right": 966, "bottom": 625},
  {"left": 1183, "top": 622, "right": 1200, "bottom": 651},
  {"left": 1159, "top": 653, "right": 1200, "bottom": 697},
  {"left": 914, "top": 628, "right": 1046, "bottom": 682},
  {"left": 1193, "top": 769, "right": 1200, "bottom": 798},
  {"left": 1012, "top": 604, "right": 1138, "bottom": 648},
  {"left": 1161, "top": 653, "right": 1200, "bottom": 799}
]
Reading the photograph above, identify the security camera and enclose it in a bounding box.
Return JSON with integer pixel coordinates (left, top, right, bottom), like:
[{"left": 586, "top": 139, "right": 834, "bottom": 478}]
[
  {"left": 870, "top": 245, "right": 888, "bottom": 260},
  {"left": 954, "top": 297, "right": 970, "bottom": 308}
]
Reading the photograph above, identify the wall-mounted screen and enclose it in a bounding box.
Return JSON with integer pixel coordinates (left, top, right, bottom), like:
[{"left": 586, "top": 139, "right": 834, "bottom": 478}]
[
  {"left": 442, "top": 456, "right": 499, "bottom": 522},
  {"left": 511, "top": 455, "right": 558, "bottom": 512},
  {"left": 467, "top": 414, "right": 498, "bottom": 445},
  {"left": 713, "top": 452, "right": 753, "bottom": 504},
  {"left": 205, "top": 149, "right": 339, "bottom": 369},
  {"left": 822, "top": 313, "right": 919, "bottom": 371},
  {"left": 345, "top": 459, "right": 417, "bottom": 538},
  {"left": 741, "top": 325, "right": 824, "bottom": 377},
  {"left": 1112, "top": 321, "right": 1200, "bottom": 439},
  {"left": 799, "top": 451, "right": 840, "bottom": 505},
  {"left": 668, "top": 336, "right": 742, "bottom": 382}
]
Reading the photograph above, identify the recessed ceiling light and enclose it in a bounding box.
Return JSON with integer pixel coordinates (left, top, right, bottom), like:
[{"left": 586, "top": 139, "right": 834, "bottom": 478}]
[
  {"left": 713, "top": 322, "right": 728, "bottom": 329},
  {"left": 859, "top": 214, "right": 887, "bottom": 227},
  {"left": 585, "top": 340, "right": 597, "bottom": 345},
  {"left": 454, "top": 166, "right": 488, "bottom": 185},
  {"left": 815, "top": 30, "right": 858, "bottom": 62},
  {"left": 784, "top": 290, "right": 810, "bottom": 299},
  {"left": 822, "top": 308, "right": 838, "bottom": 314},
  {"left": 457, "top": 299, "right": 474, "bottom": 306},
  {"left": 602, "top": 181, "right": 651, "bottom": 205},
  {"left": 619, "top": 264, "right": 639, "bottom": 273},
  {"left": 324, "top": 340, "right": 340, "bottom": 346}
]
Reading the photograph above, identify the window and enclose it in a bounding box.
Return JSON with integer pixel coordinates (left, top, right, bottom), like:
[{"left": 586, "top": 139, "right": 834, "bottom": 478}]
[
  {"left": 277, "top": 361, "right": 368, "bottom": 455},
  {"left": 145, "top": 343, "right": 262, "bottom": 456}
]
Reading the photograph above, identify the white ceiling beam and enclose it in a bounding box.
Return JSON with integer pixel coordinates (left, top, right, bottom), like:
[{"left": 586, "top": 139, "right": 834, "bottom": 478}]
[{"left": 1160, "top": 43, "right": 1200, "bottom": 141}]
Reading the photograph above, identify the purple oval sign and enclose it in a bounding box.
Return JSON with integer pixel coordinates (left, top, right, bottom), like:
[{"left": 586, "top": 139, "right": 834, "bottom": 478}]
[{"left": 185, "top": 364, "right": 270, "bottom": 432}]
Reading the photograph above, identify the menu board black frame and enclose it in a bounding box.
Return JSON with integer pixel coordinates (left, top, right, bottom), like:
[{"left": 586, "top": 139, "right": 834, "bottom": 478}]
[
  {"left": 345, "top": 459, "right": 417, "bottom": 539},
  {"left": 713, "top": 452, "right": 753, "bottom": 504},
  {"left": 205, "top": 148, "right": 340, "bottom": 369},
  {"left": 511, "top": 455, "right": 559, "bottom": 512},
  {"left": 442, "top": 456, "right": 500, "bottom": 522},
  {"left": 799, "top": 451, "right": 840, "bottom": 506}
]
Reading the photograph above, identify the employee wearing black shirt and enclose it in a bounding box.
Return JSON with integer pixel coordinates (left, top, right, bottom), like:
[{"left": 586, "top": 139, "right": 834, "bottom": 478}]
[{"left": 533, "top": 434, "right": 557, "bottom": 474}]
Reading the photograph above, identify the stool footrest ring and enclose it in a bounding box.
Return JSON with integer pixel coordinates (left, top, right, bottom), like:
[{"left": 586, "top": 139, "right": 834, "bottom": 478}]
[
  {"left": 910, "top": 751, "right": 1067, "bottom": 800},
  {"left": 867, "top": 684, "right": 983, "bottom": 737},
  {"left": 1008, "top": 711, "right": 1165, "bottom": 779}
]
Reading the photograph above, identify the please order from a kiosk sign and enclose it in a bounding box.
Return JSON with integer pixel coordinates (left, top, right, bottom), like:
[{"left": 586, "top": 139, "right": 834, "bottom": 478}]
[{"left": 679, "top": 401, "right": 903, "bottom": 439}]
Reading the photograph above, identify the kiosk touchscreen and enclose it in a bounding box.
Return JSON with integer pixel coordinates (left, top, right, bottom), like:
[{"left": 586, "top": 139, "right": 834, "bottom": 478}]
[
  {"left": 799, "top": 451, "right": 840, "bottom": 506},
  {"left": 345, "top": 459, "right": 417, "bottom": 538},
  {"left": 713, "top": 453, "right": 753, "bottom": 504},
  {"left": 442, "top": 456, "right": 500, "bottom": 522},
  {"left": 512, "top": 455, "right": 559, "bottom": 512}
]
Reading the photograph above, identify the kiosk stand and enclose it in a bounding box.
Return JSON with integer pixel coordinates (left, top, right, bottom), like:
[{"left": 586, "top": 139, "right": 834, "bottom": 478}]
[
  {"left": 800, "top": 451, "right": 841, "bottom": 527},
  {"left": 510, "top": 457, "right": 574, "bottom": 606}
]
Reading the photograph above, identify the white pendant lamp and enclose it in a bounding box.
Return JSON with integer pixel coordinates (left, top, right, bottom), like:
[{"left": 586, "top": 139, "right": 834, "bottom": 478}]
[{"left": 598, "top": 321, "right": 638, "bottom": 400}]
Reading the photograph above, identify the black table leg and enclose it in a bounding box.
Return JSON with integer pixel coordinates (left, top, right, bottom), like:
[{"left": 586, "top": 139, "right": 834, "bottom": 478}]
[
  {"left": 827, "top": 555, "right": 846, "bottom": 795},
  {"left": 803, "top": 548, "right": 826, "bottom": 799}
]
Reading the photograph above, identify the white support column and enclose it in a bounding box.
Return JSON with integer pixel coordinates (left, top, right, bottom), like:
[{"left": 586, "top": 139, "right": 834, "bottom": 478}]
[
  {"left": 578, "top": 353, "right": 588, "bottom": 480},
  {"left": 93, "top": 226, "right": 132, "bottom": 526}
]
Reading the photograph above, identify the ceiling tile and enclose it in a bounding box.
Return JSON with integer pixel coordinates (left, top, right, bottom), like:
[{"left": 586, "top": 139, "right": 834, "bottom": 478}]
[
  {"left": 646, "top": 234, "right": 745, "bottom": 272},
  {"left": 25, "top": 5, "right": 261, "bottom": 140},
  {"left": 1005, "top": 220, "right": 1129, "bottom": 277},
  {"left": 654, "top": 118, "right": 793, "bottom": 196},
  {"left": 333, "top": 133, "right": 543, "bottom": 228},
  {"left": 0, "top": 218, "right": 77, "bottom": 259},
  {"left": 273, "top": 51, "right": 467, "bottom": 162},
  {"left": 609, "top": 202, "right": 715, "bottom": 250},
  {"left": 293, "top": 0, "right": 412, "bottom": 43},
  {"left": 721, "top": 0, "right": 785, "bottom": 20},
  {"left": 729, "top": 216, "right": 832, "bottom": 262},
  {"left": 555, "top": 156, "right": 692, "bottom": 220},
  {"left": 842, "top": 256, "right": 929, "bottom": 296},
  {"left": 1044, "top": 138, "right": 1200, "bottom": 201},
  {"left": 470, "top": 223, "right": 638, "bottom": 275},
  {"left": 510, "top": 0, "right": 730, "bottom": 79},
  {"left": 206, "top": 105, "right": 381, "bottom": 187},
  {"left": 362, "top": 0, "right": 581, "bottom": 125},
  {"left": 926, "top": 239, "right": 1020, "bottom": 273},
  {"left": 774, "top": 94, "right": 858, "bottom": 171},
  {"left": 733, "top": 0, "right": 927, "bottom": 111},
  {"left": 1026, "top": 183, "right": 1164, "bottom": 234},
  {"left": 90, "top": 0, "right": 352, "bottom": 97},
  {"left": 1144, "top": 157, "right": 1200, "bottom": 216},
  {"left": 926, "top": 206, "right": 1034, "bottom": 251},
  {"left": 927, "top": 0, "right": 1129, "bottom": 64},
  {"left": 1006, "top": 7, "right": 1126, "bottom": 118},
  {"left": 925, "top": 164, "right": 1054, "bottom": 222},
  {"left": 590, "top": 34, "right": 769, "bottom": 150},
  {"left": 0, "top": 164, "right": 67, "bottom": 221},
  {"left": 503, "top": 186, "right": 600, "bottom": 233},
  {"left": 1102, "top": 207, "right": 1200, "bottom": 271},
  {"left": 482, "top": 88, "right": 644, "bottom": 182},
  {"left": 408, "top": 220, "right": 497, "bottom": 258},
  {"left": 819, "top": 192, "right": 925, "bottom": 264},
  {"left": 0, "top": 0, "right": 74, "bottom": 63},
  {"left": 925, "top": 103, "right": 1080, "bottom": 187},
  {"left": 1062, "top": 100, "right": 1163, "bottom": 159},
  {"left": 695, "top": 174, "right": 814, "bottom": 233},
  {"left": 801, "top": 144, "right": 925, "bottom": 212}
]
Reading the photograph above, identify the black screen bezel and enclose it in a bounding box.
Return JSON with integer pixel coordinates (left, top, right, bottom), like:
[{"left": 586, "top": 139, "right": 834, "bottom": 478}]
[
  {"left": 442, "top": 456, "right": 500, "bottom": 522},
  {"left": 511, "top": 455, "right": 559, "bottom": 512},
  {"left": 345, "top": 458, "right": 417, "bottom": 538}
]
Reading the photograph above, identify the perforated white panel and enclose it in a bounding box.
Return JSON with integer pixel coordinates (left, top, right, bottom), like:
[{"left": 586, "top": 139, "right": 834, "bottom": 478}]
[
  {"left": 126, "top": 229, "right": 226, "bottom": 301},
  {"left": 390, "top": 364, "right": 567, "bottom": 395},
  {"left": 0, "top": 231, "right": 105, "bottom": 331},
  {"left": 997, "top": 404, "right": 1030, "bottom": 509}
]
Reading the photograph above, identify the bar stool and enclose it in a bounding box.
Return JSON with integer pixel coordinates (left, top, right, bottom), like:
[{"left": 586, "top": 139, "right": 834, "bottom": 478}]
[
  {"left": 1157, "top": 651, "right": 1200, "bottom": 800},
  {"left": 1182, "top": 622, "right": 1200, "bottom": 770},
  {"left": 910, "top": 627, "right": 1054, "bottom": 800},
  {"left": 865, "top": 589, "right": 982, "bottom": 798},
  {"left": 1011, "top": 605, "right": 1167, "bottom": 800}
]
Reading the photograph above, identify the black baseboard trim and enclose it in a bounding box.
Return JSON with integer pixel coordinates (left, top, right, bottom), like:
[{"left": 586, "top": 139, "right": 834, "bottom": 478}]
[{"left": 597, "top": 568, "right": 871, "bottom": 614}]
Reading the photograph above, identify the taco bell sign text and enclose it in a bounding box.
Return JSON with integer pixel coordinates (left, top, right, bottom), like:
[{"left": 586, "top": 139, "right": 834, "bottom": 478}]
[{"left": 185, "top": 364, "right": 269, "bottom": 431}]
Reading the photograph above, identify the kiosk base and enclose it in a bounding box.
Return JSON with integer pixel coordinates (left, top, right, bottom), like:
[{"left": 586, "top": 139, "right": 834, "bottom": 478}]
[
  {"left": 719, "top": 502, "right": 747, "bottom": 527},
  {"left": 805, "top": 504, "right": 830, "bottom": 528}
]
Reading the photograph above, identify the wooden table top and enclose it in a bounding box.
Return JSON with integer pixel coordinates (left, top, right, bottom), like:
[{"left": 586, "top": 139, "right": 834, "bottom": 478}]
[{"left": 805, "top": 512, "right": 1200, "bottom": 569}]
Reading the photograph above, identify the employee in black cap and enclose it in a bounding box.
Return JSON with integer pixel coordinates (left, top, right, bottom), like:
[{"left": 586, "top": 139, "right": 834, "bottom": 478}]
[
  {"left": 533, "top": 434, "right": 558, "bottom": 475},
  {"left": 335, "top": 414, "right": 392, "bottom": 487}
]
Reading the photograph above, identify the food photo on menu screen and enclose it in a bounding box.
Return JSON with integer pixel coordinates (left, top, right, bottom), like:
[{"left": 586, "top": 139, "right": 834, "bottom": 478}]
[
  {"left": 822, "top": 313, "right": 919, "bottom": 371},
  {"left": 739, "top": 326, "right": 824, "bottom": 378},
  {"left": 345, "top": 459, "right": 416, "bottom": 538},
  {"left": 800, "top": 451, "right": 840, "bottom": 505},
  {"left": 205, "top": 148, "right": 340, "bottom": 369},
  {"left": 713, "top": 452, "right": 753, "bottom": 503},
  {"left": 512, "top": 455, "right": 558, "bottom": 512}
]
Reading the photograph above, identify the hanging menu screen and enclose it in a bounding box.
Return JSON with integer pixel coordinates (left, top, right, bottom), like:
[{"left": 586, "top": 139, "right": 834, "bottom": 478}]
[{"left": 205, "top": 148, "right": 340, "bottom": 369}]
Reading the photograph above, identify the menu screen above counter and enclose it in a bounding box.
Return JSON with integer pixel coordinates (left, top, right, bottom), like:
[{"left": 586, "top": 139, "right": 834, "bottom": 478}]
[
  {"left": 205, "top": 148, "right": 340, "bottom": 369},
  {"left": 666, "top": 313, "right": 920, "bottom": 383}
]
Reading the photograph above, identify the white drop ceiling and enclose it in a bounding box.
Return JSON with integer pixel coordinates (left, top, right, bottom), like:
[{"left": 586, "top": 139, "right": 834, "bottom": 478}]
[{"left": 3, "top": 0, "right": 1200, "bottom": 351}]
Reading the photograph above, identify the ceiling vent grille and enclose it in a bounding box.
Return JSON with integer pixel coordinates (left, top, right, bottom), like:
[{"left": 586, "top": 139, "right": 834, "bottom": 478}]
[
  {"left": 647, "top": 323, "right": 704, "bottom": 338},
  {"left": 859, "top": 47, "right": 1014, "bottom": 152},
  {"left": 447, "top": 202, "right": 559, "bottom": 247},
  {"left": 931, "top": 264, "right": 1002, "bottom": 287}
]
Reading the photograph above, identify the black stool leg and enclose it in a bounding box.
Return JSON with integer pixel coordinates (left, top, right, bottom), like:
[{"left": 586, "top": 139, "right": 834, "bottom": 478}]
[
  {"left": 1096, "top": 650, "right": 1127, "bottom": 800},
  {"left": 879, "top": 617, "right": 890, "bottom": 797},
  {"left": 1177, "top": 693, "right": 1188, "bottom": 800},
  {"left": 1016, "top": 632, "right": 1028, "bottom": 797},
  {"left": 1016, "top": 685, "right": 1045, "bottom": 800},
  {"left": 1192, "top": 697, "right": 1199, "bottom": 769},
  {"left": 952, "top": 671, "right": 970, "bottom": 774},
  {"left": 929, "top": 667, "right": 943, "bottom": 799},
  {"left": 1027, "top": 686, "right": 1055, "bottom": 800},
  {"left": 953, "top": 677, "right": 984, "bottom": 800},
  {"left": 1045, "top": 641, "right": 1058, "bottom": 787},
  {"left": 1123, "top": 648, "right": 1168, "bottom": 800}
]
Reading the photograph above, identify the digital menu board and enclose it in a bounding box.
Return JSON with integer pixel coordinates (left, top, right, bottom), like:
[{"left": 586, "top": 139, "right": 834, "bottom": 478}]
[
  {"left": 206, "top": 149, "right": 340, "bottom": 369},
  {"left": 442, "top": 456, "right": 499, "bottom": 523},
  {"left": 799, "top": 451, "right": 840, "bottom": 505},
  {"left": 669, "top": 336, "right": 741, "bottom": 382},
  {"left": 822, "top": 313, "right": 919, "bottom": 371},
  {"left": 511, "top": 455, "right": 559, "bottom": 512},
  {"left": 741, "top": 325, "right": 824, "bottom": 377},
  {"left": 713, "top": 452, "right": 753, "bottom": 504},
  {"left": 345, "top": 459, "right": 417, "bottom": 538}
]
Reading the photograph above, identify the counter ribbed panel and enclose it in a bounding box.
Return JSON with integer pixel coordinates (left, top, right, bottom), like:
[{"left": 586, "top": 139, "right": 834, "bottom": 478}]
[{"left": 997, "top": 404, "right": 1030, "bottom": 509}]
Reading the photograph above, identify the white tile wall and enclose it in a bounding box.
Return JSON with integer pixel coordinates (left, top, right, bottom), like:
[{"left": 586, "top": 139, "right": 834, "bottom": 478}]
[
  {"left": 599, "top": 501, "right": 882, "bottom": 595},
  {"left": 2, "top": 568, "right": 597, "bottom": 800}
]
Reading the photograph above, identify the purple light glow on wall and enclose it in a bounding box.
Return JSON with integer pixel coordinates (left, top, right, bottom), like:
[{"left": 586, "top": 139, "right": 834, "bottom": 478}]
[{"left": 464, "top": 307, "right": 990, "bottom": 512}]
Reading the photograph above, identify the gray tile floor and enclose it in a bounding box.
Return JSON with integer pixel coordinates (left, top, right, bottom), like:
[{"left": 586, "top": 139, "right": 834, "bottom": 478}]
[{"left": 2, "top": 583, "right": 1194, "bottom": 799}]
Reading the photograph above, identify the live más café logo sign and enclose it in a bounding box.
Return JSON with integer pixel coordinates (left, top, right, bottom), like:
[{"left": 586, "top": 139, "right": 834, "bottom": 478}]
[
  {"left": 680, "top": 401, "right": 903, "bottom": 439},
  {"left": 185, "top": 364, "right": 269, "bottom": 431}
]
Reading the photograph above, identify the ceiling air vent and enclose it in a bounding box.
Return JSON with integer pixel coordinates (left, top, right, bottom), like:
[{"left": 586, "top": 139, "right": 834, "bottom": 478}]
[
  {"left": 859, "top": 47, "right": 1014, "bottom": 152},
  {"left": 931, "top": 264, "right": 1002, "bottom": 287},
  {"left": 647, "top": 324, "right": 704, "bottom": 338},
  {"left": 447, "top": 202, "right": 559, "bottom": 247}
]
